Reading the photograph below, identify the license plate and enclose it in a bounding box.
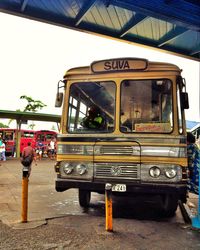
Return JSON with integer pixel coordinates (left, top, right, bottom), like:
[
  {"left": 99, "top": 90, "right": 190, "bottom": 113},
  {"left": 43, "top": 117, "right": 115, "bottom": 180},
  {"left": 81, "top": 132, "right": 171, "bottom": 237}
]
[{"left": 112, "top": 184, "right": 126, "bottom": 192}]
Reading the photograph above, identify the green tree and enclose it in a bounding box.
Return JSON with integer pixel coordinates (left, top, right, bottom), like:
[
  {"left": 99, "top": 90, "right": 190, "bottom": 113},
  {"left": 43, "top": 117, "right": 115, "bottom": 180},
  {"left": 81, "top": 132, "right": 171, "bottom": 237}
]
[
  {"left": 20, "top": 95, "right": 47, "bottom": 112},
  {"left": 0, "top": 122, "right": 9, "bottom": 128}
]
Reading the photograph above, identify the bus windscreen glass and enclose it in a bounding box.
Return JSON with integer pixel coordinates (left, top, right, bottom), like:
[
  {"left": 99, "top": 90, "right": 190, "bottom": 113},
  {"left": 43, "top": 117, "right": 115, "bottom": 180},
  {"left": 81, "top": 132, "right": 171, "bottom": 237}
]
[
  {"left": 120, "top": 79, "right": 173, "bottom": 133},
  {"left": 67, "top": 81, "right": 116, "bottom": 133}
]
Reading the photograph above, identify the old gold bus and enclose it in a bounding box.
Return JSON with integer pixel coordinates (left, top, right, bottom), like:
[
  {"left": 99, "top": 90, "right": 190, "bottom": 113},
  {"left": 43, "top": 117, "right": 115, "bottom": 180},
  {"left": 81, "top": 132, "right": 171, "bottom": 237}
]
[{"left": 54, "top": 58, "right": 189, "bottom": 216}]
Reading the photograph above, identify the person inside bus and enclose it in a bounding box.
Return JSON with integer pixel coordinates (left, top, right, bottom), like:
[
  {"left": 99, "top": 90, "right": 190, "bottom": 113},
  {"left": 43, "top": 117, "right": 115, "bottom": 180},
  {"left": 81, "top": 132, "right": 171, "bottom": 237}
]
[
  {"left": 187, "top": 132, "right": 200, "bottom": 195},
  {"left": 151, "top": 100, "right": 160, "bottom": 121},
  {"left": 81, "top": 106, "right": 106, "bottom": 130}
]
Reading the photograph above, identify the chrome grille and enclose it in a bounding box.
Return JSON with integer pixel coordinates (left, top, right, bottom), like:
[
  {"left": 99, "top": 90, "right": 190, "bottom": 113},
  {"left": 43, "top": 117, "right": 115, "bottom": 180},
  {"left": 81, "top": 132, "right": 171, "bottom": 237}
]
[
  {"left": 94, "top": 163, "right": 140, "bottom": 179},
  {"left": 96, "top": 145, "right": 140, "bottom": 155}
]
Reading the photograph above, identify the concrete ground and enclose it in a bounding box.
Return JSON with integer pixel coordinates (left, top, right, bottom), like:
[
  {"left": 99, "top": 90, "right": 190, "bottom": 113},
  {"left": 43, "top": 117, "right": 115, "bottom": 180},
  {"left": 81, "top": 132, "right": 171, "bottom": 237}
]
[
  {"left": 0, "top": 158, "right": 199, "bottom": 227},
  {"left": 0, "top": 158, "right": 84, "bottom": 227},
  {"left": 1, "top": 158, "right": 200, "bottom": 250}
]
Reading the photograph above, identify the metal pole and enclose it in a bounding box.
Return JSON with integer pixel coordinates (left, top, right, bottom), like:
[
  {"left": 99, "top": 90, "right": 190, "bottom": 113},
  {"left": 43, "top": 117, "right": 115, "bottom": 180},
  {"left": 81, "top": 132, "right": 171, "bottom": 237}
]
[
  {"left": 105, "top": 183, "right": 113, "bottom": 232},
  {"left": 21, "top": 167, "right": 29, "bottom": 223},
  {"left": 16, "top": 120, "right": 21, "bottom": 158}
]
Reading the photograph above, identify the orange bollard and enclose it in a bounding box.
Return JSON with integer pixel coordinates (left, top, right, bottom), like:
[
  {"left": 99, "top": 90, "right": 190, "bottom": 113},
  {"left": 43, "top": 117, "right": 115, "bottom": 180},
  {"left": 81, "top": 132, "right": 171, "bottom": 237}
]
[
  {"left": 105, "top": 183, "right": 113, "bottom": 232},
  {"left": 21, "top": 167, "right": 29, "bottom": 223}
]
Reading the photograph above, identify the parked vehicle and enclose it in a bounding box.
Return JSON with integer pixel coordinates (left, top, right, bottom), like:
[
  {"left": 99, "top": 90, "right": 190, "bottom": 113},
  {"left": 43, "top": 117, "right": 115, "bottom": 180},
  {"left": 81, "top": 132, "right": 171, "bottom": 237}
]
[
  {"left": 54, "top": 57, "right": 189, "bottom": 216},
  {"left": 0, "top": 128, "right": 57, "bottom": 156}
]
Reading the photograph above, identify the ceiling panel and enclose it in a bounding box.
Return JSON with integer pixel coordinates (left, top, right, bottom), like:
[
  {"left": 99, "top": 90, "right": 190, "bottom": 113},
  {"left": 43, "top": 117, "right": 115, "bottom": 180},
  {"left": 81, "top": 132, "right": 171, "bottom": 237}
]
[{"left": 0, "top": 0, "right": 199, "bottom": 61}]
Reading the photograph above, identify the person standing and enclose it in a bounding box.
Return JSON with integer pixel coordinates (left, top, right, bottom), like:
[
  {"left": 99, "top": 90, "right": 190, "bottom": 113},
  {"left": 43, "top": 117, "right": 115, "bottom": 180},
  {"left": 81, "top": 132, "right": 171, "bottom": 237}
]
[
  {"left": 21, "top": 142, "right": 36, "bottom": 177},
  {"left": 0, "top": 138, "right": 6, "bottom": 164},
  {"left": 0, "top": 138, "right": 4, "bottom": 165},
  {"left": 36, "top": 139, "right": 44, "bottom": 161},
  {"left": 49, "top": 137, "right": 55, "bottom": 160},
  {"left": 187, "top": 132, "right": 200, "bottom": 194},
  {"left": 1, "top": 140, "right": 6, "bottom": 162},
  {"left": 49, "top": 137, "right": 56, "bottom": 160},
  {"left": 12, "top": 140, "right": 16, "bottom": 157}
]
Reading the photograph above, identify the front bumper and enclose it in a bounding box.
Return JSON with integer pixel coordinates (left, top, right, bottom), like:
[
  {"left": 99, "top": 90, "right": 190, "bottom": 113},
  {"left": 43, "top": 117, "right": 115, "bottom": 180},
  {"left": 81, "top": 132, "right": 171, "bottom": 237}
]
[{"left": 55, "top": 178, "right": 187, "bottom": 196}]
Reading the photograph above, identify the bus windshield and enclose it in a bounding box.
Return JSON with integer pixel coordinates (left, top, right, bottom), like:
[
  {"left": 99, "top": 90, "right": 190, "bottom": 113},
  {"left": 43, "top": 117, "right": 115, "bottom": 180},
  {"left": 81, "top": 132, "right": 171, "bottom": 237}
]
[
  {"left": 120, "top": 79, "right": 173, "bottom": 133},
  {"left": 67, "top": 78, "right": 173, "bottom": 134},
  {"left": 67, "top": 81, "right": 115, "bottom": 133}
]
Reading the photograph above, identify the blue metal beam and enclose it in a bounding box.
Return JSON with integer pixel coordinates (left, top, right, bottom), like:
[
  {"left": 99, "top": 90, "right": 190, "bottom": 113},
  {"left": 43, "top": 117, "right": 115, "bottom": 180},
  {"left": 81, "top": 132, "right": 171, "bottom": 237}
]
[
  {"left": 75, "top": 0, "right": 98, "bottom": 26},
  {"left": 190, "top": 46, "right": 200, "bottom": 56},
  {"left": 21, "top": 0, "right": 29, "bottom": 12},
  {"left": 158, "top": 27, "right": 188, "bottom": 47},
  {"left": 120, "top": 13, "right": 148, "bottom": 37},
  {"left": 183, "top": 0, "right": 200, "bottom": 7},
  {"left": 110, "top": 0, "right": 200, "bottom": 31},
  {"left": 77, "top": 20, "right": 200, "bottom": 60},
  {"left": 0, "top": 4, "right": 75, "bottom": 29}
]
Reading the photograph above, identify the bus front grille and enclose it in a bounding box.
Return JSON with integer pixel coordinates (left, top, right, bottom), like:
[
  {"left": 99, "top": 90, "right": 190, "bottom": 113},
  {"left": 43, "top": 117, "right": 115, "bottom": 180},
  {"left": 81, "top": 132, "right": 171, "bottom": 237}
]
[
  {"left": 96, "top": 145, "right": 140, "bottom": 155},
  {"left": 94, "top": 163, "right": 140, "bottom": 179}
]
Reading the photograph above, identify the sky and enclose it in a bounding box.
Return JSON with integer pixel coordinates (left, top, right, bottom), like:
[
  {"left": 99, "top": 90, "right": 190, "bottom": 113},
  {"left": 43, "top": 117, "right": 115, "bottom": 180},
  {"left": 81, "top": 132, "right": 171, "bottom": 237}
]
[{"left": 0, "top": 12, "right": 199, "bottom": 130}]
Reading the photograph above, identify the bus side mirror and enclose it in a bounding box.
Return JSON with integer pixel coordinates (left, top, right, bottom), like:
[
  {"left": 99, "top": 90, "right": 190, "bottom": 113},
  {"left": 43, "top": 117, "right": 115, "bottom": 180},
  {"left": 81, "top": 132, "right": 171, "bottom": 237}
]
[
  {"left": 181, "top": 92, "right": 189, "bottom": 109},
  {"left": 55, "top": 93, "right": 63, "bottom": 107}
]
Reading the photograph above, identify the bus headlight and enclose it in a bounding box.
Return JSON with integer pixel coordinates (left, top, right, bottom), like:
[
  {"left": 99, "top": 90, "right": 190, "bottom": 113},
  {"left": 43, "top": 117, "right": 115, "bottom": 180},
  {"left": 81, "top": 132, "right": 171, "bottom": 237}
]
[
  {"left": 141, "top": 164, "right": 182, "bottom": 182},
  {"left": 76, "top": 164, "right": 87, "bottom": 175},
  {"left": 63, "top": 163, "right": 74, "bottom": 174},
  {"left": 164, "top": 168, "right": 177, "bottom": 179},
  {"left": 60, "top": 161, "right": 93, "bottom": 180},
  {"left": 149, "top": 166, "right": 161, "bottom": 178}
]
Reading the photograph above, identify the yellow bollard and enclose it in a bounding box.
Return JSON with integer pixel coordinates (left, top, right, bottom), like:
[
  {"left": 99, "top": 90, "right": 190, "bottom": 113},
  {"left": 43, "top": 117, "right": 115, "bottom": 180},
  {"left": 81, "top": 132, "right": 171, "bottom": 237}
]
[
  {"left": 105, "top": 183, "right": 113, "bottom": 232},
  {"left": 21, "top": 167, "right": 29, "bottom": 223}
]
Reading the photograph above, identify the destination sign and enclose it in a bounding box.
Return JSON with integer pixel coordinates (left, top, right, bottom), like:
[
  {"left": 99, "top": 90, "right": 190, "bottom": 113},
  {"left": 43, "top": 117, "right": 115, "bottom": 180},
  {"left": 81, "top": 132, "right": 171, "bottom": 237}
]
[{"left": 91, "top": 58, "right": 148, "bottom": 73}]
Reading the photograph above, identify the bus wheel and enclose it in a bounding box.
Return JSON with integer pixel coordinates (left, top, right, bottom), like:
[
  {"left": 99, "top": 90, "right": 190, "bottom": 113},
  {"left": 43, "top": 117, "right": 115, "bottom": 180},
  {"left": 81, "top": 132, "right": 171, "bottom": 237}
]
[
  {"left": 160, "top": 194, "right": 178, "bottom": 217},
  {"left": 78, "top": 189, "right": 91, "bottom": 207}
]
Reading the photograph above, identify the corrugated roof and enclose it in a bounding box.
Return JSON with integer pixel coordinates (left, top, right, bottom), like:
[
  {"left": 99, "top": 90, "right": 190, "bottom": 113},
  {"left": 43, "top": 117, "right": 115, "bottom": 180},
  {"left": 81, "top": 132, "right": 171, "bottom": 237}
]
[{"left": 0, "top": 0, "right": 199, "bottom": 61}]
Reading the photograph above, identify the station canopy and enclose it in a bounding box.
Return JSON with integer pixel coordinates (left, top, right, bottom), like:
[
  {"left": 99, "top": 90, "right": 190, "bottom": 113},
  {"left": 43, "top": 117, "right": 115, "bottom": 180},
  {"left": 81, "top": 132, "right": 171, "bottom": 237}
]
[
  {"left": 0, "top": 110, "right": 61, "bottom": 123},
  {"left": 0, "top": 0, "right": 199, "bottom": 61}
]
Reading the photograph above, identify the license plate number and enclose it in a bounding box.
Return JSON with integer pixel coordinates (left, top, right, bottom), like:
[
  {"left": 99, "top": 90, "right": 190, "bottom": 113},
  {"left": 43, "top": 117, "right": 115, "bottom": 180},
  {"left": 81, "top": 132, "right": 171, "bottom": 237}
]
[{"left": 112, "top": 184, "right": 126, "bottom": 192}]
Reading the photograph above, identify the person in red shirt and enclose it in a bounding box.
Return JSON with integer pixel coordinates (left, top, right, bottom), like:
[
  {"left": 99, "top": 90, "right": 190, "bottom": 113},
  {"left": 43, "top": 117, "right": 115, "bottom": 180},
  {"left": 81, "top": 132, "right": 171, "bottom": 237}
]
[{"left": 21, "top": 142, "right": 36, "bottom": 177}]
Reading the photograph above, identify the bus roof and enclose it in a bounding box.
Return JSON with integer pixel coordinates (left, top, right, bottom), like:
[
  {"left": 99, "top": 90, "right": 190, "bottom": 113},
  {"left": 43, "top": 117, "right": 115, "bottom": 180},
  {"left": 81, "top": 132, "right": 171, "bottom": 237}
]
[{"left": 64, "top": 58, "right": 181, "bottom": 79}]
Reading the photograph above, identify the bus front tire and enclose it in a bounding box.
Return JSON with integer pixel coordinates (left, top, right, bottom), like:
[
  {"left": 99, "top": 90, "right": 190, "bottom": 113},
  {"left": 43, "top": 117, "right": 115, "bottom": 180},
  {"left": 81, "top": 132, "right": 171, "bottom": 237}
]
[
  {"left": 160, "top": 194, "right": 178, "bottom": 217},
  {"left": 78, "top": 189, "right": 91, "bottom": 207}
]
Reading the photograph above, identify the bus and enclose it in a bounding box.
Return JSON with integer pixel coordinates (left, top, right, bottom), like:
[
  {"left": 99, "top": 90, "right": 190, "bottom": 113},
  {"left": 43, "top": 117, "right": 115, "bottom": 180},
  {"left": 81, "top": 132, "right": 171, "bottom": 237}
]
[
  {"left": 0, "top": 128, "right": 35, "bottom": 155},
  {"left": 54, "top": 57, "right": 189, "bottom": 216},
  {"left": 0, "top": 128, "right": 57, "bottom": 155},
  {"left": 32, "top": 130, "right": 58, "bottom": 156}
]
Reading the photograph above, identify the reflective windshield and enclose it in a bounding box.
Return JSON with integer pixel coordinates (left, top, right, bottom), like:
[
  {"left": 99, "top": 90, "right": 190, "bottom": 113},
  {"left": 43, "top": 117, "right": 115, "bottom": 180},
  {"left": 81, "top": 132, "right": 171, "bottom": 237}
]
[
  {"left": 67, "top": 81, "right": 115, "bottom": 133},
  {"left": 120, "top": 79, "right": 173, "bottom": 133}
]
